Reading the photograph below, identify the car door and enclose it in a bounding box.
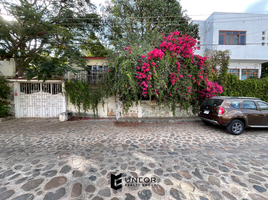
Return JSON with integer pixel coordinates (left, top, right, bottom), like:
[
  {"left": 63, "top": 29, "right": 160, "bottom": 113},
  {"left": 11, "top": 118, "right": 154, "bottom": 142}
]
[
  {"left": 256, "top": 101, "right": 268, "bottom": 125},
  {"left": 242, "top": 100, "right": 263, "bottom": 125}
]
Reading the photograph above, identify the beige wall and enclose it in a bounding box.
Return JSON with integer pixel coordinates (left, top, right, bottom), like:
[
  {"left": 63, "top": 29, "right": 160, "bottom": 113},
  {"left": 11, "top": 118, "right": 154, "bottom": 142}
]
[
  {"left": 67, "top": 96, "right": 197, "bottom": 118},
  {"left": 0, "top": 59, "right": 15, "bottom": 77},
  {"left": 119, "top": 100, "right": 197, "bottom": 118},
  {"left": 86, "top": 59, "right": 108, "bottom": 66},
  {"left": 67, "top": 96, "right": 116, "bottom": 118}
]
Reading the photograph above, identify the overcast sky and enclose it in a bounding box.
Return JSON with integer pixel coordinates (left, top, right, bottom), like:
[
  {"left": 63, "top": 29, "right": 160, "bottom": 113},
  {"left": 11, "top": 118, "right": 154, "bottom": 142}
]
[
  {"left": 1, "top": 0, "right": 268, "bottom": 21},
  {"left": 92, "top": 0, "right": 268, "bottom": 21}
]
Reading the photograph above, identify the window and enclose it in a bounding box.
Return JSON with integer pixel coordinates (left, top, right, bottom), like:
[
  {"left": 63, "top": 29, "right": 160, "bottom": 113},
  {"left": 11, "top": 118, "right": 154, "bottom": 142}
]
[
  {"left": 241, "top": 69, "right": 258, "bottom": 80},
  {"left": 71, "top": 65, "right": 109, "bottom": 84},
  {"left": 263, "top": 31, "right": 265, "bottom": 35},
  {"left": 201, "top": 99, "right": 224, "bottom": 107},
  {"left": 262, "top": 37, "right": 265, "bottom": 40},
  {"left": 262, "top": 42, "right": 265, "bottom": 46},
  {"left": 243, "top": 101, "right": 257, "bottom": 110},
  {"left": 219, "top": 31, "right": 246, "bottom": 45},
  {"left": 231, "top": 101, "right": 240, "bottom": 109},
  {"left": 227, "top": 69, "right": 239, "bottom": 77},
  {"left": 257, "top": 102, "right": 268, "bottom": 110},
  {"left": 87, "top": 65, "right": 108, "bottom": 84}
]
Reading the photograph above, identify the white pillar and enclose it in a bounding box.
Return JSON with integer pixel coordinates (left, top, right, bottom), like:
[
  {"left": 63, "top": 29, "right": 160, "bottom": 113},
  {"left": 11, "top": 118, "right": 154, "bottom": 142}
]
[{"left": 14, "top": 82, "right": 20, "bottom": 118}]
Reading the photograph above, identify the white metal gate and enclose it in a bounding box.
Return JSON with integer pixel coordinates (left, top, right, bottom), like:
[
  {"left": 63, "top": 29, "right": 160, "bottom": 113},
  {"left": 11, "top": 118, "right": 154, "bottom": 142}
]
[{"left": 19, "top": 82, "right": 65, "bottom": 118}]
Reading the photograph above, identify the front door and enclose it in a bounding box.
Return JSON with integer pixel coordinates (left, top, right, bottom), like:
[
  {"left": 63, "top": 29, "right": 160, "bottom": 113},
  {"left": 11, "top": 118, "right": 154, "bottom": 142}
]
[
  {"left": 256, "top": 101, "right": 268, "bottom": 125},
  {"left": 242, "top": 101, "right": 262, "bottom": 125}
]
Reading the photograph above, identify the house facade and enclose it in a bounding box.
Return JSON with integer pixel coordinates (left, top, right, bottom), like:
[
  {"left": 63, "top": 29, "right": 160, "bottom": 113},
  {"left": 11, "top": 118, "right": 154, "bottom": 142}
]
[
  {"left": 66, "top": 57, "right": 196, "bottom": 119},
  {"left": 193, "top": 12, "right": 268, "bottom": 80}
]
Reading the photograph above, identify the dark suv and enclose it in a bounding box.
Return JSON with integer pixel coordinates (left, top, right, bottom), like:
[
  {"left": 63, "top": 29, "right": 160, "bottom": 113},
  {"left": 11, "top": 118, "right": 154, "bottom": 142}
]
[{"left": 198, "top": 96, "right": 268, "bottom": 135}]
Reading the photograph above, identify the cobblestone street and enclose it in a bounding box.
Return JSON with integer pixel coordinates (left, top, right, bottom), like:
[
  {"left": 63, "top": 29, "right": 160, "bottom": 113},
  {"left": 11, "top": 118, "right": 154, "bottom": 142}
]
[{"left": 0, "top": 119, "right": 268, "bottom": 200}]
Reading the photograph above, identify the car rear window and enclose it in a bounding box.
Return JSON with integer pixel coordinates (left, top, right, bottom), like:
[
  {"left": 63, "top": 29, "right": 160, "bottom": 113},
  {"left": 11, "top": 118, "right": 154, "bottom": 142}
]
[{"left": 201, "top": 99, "right": 224, "bottom": 107}]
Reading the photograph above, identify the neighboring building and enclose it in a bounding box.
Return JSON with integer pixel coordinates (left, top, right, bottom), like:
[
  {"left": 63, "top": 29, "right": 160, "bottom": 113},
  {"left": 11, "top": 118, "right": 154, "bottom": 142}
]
[{"left": 193, "top": 12, "right": 268, "bottom": 80}]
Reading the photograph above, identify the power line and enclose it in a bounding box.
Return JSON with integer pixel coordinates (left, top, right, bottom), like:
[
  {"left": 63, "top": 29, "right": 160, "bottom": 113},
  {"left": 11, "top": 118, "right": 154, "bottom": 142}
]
[
  {"left": 51, "top": 16, "right": 268, "bottom": 26},
  {"left": 62, "top": 13, "right": 268, "bottom": 20},
  {"left": 1, "top": 11, "right": 268, "bottom": 20}
]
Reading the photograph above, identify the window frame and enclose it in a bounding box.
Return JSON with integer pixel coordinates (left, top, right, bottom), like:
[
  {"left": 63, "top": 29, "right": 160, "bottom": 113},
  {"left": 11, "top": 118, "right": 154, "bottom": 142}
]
[
  {"left": 219, "top": 30, "right": 246, "bottom": 45},
  {"left": 241, "top": 69, "right": 258, "bottom": 80}
]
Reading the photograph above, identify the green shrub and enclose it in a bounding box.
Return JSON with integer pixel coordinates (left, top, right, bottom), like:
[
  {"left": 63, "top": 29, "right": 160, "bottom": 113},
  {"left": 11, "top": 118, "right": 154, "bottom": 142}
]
[
  {"left": 225, "top": 74, "right": 268, "bottom": 101},
  {"left": 64, "top": 79, "right": 105, "bottom": 117},
  {"left": 0, "top": 77, "right": 11, "bottom": 117}
]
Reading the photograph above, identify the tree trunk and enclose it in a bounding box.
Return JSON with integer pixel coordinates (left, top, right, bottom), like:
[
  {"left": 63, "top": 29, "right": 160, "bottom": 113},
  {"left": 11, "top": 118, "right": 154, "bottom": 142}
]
[{"left": 16, "top": 62, "right": 24, "bottom": 77}]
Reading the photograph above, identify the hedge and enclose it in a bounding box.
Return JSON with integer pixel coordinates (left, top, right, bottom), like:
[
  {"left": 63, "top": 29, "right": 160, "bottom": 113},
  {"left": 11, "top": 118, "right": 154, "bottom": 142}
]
[{"left": 225, "top": 74, "right": 268, "bottom": 101}]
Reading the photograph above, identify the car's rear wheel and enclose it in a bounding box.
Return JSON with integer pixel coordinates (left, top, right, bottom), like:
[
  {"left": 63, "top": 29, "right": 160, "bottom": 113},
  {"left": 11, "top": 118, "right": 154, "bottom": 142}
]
[
  {"left": 226, "top": 119, "right": 244, "bottom": 135},
  {"left": 202, "top": 119, "right": 212, "bottom": 126}
]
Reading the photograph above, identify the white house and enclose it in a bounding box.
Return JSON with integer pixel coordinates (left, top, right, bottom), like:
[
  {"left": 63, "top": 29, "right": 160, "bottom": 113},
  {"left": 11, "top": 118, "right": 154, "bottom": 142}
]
[{"left": 193, "top": 12, "right": 268, "bottom": 80}]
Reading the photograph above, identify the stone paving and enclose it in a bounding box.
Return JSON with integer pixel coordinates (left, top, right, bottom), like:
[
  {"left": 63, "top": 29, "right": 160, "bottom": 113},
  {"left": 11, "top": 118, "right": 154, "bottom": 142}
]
[{"left": 0, "top": 118, "right": 268, "bottom": 200}]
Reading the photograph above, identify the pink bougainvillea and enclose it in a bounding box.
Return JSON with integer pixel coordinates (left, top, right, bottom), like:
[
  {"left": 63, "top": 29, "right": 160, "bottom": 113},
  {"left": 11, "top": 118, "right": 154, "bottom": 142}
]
[{"left": 118, "top": 31, "right": 223, "bottom": 109}]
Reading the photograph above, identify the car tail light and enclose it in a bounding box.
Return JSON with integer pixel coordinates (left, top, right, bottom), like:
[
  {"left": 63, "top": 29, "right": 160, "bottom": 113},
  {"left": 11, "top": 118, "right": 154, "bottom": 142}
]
[{"left": 218, "top": 107, "right": 224, "bottom": 115}]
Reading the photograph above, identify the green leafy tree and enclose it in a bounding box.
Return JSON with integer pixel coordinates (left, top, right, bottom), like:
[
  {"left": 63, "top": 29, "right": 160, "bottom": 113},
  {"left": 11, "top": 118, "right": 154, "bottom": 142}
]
[
  {"left": 103, "top": 0, "right": 199, "bottom": 58},
  {"left": 0, "top": 76, "right": 11, "bottom": 117},
  {"left": 205, "top": 49, "right": 231, "bottom": 95},
  {"left": 80, "top": 33, "right": 108, "bottom": 57},
  {"left": 0, "top": 0, "right": 105, "bottom": 80}
]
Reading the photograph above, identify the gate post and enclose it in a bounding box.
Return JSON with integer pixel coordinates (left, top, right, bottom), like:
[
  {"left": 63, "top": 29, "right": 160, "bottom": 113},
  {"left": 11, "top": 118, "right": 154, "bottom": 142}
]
[{"left": 14, "top": 82, "right": 20, "bottom": 118}]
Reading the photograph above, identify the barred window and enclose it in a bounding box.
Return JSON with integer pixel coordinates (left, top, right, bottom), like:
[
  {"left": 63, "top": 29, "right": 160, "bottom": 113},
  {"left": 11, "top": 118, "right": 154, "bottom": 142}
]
[
  {"left": 87, "top": 65, "right": 108, "bottom": 84},
  {"left": 71, "top": 65, "right": 109, "bottom": 84}
]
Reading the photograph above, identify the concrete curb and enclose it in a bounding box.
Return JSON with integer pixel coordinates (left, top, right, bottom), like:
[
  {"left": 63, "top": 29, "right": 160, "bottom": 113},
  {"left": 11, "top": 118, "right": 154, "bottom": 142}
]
[{"left": 117, "top": 117, "right": 201, "bottom": 123}]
